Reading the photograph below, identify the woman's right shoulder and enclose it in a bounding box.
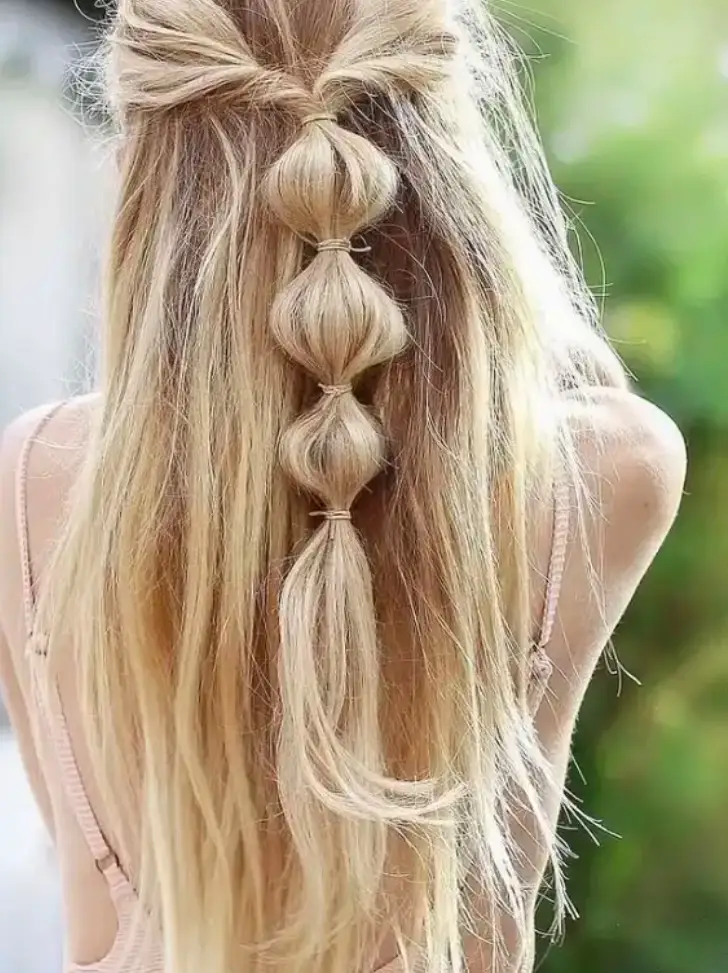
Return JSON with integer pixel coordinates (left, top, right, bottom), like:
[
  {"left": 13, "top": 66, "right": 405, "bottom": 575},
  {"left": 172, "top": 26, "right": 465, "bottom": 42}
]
[
  {"left": 539, "top": 388, "right": 686, "bottom": 728},
  {"left": 568, "top": 387, "right": 687, "bottom": 563}
]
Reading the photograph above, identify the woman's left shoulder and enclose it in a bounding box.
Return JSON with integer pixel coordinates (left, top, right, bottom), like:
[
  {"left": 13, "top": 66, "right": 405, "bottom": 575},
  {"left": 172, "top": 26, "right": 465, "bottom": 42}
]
[
  {"left": 0, "top": 396, "right": 98, "bottom": 603},
  {"left": 0, "top": 394, "right": 98, "bottom": 486}
]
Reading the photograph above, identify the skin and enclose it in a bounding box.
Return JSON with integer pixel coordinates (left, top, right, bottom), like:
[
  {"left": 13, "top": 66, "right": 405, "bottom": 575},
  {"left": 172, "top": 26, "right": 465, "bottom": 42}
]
[{"left": 0, "top": 387, "right": 686, "bottom": 970}]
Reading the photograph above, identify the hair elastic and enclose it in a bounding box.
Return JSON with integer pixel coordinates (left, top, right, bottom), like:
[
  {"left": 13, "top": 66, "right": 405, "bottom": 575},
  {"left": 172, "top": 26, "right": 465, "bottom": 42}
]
[
  {"left": 316, "top": 239, "right": 351, "bottom": 253},
  {"left": 319, "top": 383, "right": 352, "bottom": 397},
  {"left": 311, "top": 509, "right": 352, "bottom": 522},
  {"left": 302, "top": 112, "right": 337, "bottom": 126},
  {"left": 314, "top": 237, "right": 373, "bottom": 255}
]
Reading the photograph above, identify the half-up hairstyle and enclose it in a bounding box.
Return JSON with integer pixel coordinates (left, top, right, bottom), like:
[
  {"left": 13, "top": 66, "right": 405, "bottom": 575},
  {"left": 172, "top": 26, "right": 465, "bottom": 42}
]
[{"left": 41, "top": 2, "right": 625, "bottom": 973}]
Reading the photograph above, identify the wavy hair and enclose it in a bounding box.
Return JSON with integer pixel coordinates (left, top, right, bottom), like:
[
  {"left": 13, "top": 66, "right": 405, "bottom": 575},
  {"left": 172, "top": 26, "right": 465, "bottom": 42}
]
[{"left": 42, "top": 1, "right": 624, "bottom": 972}]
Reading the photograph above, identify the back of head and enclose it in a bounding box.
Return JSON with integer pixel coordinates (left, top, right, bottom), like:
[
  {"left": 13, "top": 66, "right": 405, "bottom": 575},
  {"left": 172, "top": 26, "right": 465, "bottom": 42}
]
[{"left": 44, "top": 1, "right": 625, "bottom": 971}]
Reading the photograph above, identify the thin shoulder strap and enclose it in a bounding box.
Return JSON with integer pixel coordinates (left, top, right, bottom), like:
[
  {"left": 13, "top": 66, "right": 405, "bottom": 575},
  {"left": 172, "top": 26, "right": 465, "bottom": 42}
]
[
  {"left": 46, "top": 683, "right": 131, "bottom": 898},
  {"left": 16, "top": 401, "right": 68, "bottom": 638},
  {"left": 538, "top": 472, "right": 570, "bottom": 649},
  {"left": 17, "top": 401, "right": 133, "bottom": 898}
]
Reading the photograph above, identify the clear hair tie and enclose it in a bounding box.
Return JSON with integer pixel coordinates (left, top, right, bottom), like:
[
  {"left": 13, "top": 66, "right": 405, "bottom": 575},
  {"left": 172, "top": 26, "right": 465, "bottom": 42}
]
[
  {"left": 302, "top": 112, "right": 337, "bottom": 126},
  {"left": 315, "top": 238, "right": 372, "bottom": 255},
  {"left": 319, "top": 383, "right": 352, "bottom": 397},
  {"left": 311, "top": 509, "right": 352, "bottom": 522},
  {"left": 316, "top": 239, "right": 351, "bottom": 253}
]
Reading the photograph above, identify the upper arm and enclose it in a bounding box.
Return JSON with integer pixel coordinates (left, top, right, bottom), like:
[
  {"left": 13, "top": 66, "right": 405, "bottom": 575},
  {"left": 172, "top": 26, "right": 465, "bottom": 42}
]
[
  {"left": 500, "top": 389, "right": 688, "bottom": 941},
  {"left": 0, "top": 625, "right": 56, "bottom": 839},
  {"left": 0, "top": 406, "right": 66, "bottom": 841},
  {"left": 538, "top": 388, "right": 687, "bottom": 750},
  {"left": 0, "top": 398, "right": 94, "bottom": 842}
]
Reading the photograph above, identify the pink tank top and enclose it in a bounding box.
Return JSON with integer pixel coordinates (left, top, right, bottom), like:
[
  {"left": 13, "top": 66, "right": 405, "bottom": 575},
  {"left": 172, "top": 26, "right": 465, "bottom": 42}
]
[{"left": 16, "top": 403, "right": 569, "bottom": 973}]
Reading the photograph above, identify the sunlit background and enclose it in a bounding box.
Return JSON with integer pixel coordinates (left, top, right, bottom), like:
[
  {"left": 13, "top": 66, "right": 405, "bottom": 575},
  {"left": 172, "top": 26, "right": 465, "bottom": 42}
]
[{"left": 1, "top": 1, "right": 726, "bottom": 971}]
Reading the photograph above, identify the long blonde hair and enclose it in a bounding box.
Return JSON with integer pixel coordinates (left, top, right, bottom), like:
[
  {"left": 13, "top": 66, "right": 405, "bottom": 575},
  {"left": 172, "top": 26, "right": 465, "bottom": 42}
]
[{"left": 43, "top": 1, "right": 623, "bottom": 971}]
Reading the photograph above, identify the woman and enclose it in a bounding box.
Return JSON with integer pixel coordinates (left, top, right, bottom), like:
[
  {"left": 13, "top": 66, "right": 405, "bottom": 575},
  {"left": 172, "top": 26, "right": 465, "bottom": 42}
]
[{"left": 0, "top": 1, "right": 686, "bottom": 972}]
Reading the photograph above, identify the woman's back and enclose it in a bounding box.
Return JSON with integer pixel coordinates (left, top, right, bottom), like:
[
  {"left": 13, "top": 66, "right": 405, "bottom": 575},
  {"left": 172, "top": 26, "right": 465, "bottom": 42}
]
[
  {"left": 0, "top": 1, "right": 686, "bottom": 971},
  {"left": 0, "top": 390, "right": 684, "bottom": 971}
]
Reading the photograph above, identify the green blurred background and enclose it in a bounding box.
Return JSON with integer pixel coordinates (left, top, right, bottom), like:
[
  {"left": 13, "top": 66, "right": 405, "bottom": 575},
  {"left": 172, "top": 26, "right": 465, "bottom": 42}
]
[
  {"left": 511, "top": 2, "right": 728, "bottom": 970},
  {"left": 0, "top": 1, "right": 726, "bottom": 971}
]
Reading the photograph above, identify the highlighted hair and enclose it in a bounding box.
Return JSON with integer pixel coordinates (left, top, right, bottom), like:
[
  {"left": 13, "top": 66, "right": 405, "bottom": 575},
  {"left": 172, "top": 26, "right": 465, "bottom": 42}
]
[{"left": 43, "top": 2, "right": 625, "bottom": 972}]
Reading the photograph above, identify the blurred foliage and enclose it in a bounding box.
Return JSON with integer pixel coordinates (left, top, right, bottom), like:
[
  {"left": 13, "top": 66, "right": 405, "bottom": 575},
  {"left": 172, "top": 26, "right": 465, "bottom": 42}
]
[{"left": 503, "top": 0, "right": 728, "bottom": 970}]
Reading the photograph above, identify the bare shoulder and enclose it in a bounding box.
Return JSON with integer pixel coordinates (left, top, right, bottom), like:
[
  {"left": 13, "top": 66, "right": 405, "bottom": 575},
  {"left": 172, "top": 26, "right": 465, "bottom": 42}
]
[
  {"left": 539, "top": 388, "right": 686, "bottom": 733},
  {"left": 0, "top": 396, "right": 97, "bottom": 632},
  {"left": 0, "top": 395, "right": 97, "bottom": 490},
  {"left": 569, "top": 387, "right": 687, "bottom": 571}
]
